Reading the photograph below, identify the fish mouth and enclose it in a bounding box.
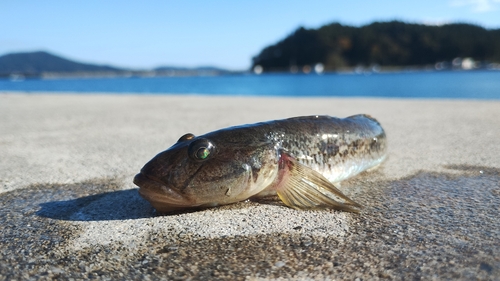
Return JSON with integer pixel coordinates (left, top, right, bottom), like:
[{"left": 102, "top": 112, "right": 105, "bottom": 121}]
[{"left": 133, "top": 173, "right": 197, "bottom": 212}]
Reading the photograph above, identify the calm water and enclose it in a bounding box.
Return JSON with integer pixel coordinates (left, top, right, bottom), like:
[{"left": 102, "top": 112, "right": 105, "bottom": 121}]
[{"left": 1, "top": 71, "right": 499, "bottom": 99}]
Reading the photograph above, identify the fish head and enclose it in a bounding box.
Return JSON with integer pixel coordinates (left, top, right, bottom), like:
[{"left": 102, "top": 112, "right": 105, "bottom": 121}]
[{"left": 134, "top": 131, "right": 278, "bottom": 212}]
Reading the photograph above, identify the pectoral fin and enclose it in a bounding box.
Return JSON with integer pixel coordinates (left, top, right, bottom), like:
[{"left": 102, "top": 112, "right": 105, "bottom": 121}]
[{"left": 274, "top": 151, "right": 362, "bottom": 213}]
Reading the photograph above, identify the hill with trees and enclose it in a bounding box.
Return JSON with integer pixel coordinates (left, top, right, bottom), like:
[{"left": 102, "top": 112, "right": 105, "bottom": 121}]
[
  {"left": 0, "top": 51, "right": 122, "bottom": 77},
  {"left": 252, "top": 21, "right": 500, "bottom": 72}
]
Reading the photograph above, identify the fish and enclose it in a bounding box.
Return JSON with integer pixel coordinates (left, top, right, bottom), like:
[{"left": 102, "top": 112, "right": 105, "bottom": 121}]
[{"left": 133, "top": 115, "right": 387, "bottom": 213}]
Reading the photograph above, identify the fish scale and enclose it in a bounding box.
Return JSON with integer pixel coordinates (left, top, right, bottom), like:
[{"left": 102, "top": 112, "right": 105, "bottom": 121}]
[{"left": 264, "top": 115, "right": 386, "bottom": 183}]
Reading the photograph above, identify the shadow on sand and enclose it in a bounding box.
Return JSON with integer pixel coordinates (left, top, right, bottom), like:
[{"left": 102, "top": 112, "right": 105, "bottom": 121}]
[
  {"left": 0, "top": 178, "right": 155, "bottom": 221},
  {"left": 37, "top": 188, "right": 153, "bottom": 221}
]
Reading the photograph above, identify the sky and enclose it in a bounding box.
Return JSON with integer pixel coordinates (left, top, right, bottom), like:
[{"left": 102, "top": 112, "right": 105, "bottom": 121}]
[{"left": 1, "top": 0, "right": 500, "bottom": 70}]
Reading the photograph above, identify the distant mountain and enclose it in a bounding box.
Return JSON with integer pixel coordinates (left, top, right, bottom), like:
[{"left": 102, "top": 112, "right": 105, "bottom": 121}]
[
  {"left": 0, "top": 51, "right": 123, "bottom": 76},
  {"left": 154, "top": 66, "right": 227, "bottom": 72},
  {"left": 153, "top": 66, "right": 232, "bottom": 76},
  {"left": 154, "top": 65, "right": 232, "bottom": 75},
  {"left": 0, "top": 51, "right": 234, "bottom": 77},
  {"left": 252, "top": 21, "right": 500, "bottom": 72}
]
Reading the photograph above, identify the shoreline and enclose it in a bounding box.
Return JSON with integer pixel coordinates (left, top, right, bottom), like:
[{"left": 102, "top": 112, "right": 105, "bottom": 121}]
[
  {"left": 2, "top": 65, "right": 500, "bottom": 80},
  {"left": 1, "top": 93, "right": 499, "bottom": 279}
]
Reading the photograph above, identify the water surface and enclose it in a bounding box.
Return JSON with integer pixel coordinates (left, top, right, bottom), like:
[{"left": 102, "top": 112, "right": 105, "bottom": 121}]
[{"left": 1, "top": 71, "right": 499, "bottom": 99}]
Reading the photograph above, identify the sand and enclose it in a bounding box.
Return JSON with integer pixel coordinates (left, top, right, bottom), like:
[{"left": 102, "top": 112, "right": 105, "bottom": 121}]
[{"left": 0, "top": 92, "right": 499, "bottom": 280}]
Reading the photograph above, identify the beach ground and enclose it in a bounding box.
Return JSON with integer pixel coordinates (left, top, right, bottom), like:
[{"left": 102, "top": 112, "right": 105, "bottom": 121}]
[{"left": 1, "top": 93, "right": 499, "bottom": 280}]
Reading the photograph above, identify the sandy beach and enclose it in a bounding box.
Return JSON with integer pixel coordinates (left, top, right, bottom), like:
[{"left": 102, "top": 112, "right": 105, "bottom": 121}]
[{"left": 1, "top": 92, "right": 499, "bottom": 280}]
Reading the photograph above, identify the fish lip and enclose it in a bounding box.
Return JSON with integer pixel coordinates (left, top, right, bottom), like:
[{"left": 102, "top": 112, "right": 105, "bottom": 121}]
[
  {"left": 133, "top": 172, "right": 196, "bottom": 212},
  {"left": 133, "top": 172, "right": 163, "bottom": 189}
]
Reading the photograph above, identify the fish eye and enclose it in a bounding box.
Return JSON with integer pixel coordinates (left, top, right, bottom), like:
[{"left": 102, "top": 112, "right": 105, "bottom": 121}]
[
  {"left": 177, "top": 133, "right": 195, "bottom": 143},
  {"left": 188, "top": 138, "right": 215, "bottom": 161}
]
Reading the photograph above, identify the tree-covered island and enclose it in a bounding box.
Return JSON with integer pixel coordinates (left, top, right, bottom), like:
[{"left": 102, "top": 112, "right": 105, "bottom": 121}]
[{"left": 252, "top": 21, "right": 500, "bottom": 73}]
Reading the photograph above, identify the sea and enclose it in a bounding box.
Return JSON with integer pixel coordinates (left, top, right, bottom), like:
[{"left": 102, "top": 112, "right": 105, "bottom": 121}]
[{"left": 1, "top": 70, "right": 499, "bottom": 99}]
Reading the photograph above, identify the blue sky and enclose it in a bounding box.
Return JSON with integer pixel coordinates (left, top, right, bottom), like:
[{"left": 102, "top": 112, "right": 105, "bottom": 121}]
[{"left": 1, "top": 1, "right": 500, "bottom": 70}]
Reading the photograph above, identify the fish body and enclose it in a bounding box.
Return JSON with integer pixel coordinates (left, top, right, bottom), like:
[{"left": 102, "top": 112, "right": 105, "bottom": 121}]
[{"left": 133, "top": 115, "right": 387, "bottom": 213}]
